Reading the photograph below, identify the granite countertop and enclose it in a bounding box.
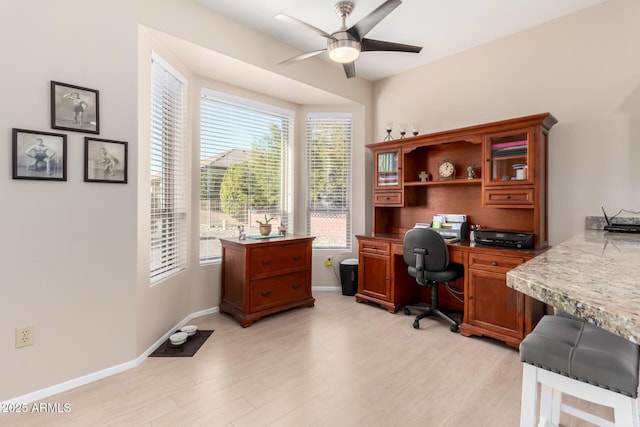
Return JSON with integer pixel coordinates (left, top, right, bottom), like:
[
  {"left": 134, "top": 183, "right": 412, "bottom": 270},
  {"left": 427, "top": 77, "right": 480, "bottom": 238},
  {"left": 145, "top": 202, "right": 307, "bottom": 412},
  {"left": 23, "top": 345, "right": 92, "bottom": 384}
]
[{"left": 507, "top": 230, "right": 640, "bottom": 343}]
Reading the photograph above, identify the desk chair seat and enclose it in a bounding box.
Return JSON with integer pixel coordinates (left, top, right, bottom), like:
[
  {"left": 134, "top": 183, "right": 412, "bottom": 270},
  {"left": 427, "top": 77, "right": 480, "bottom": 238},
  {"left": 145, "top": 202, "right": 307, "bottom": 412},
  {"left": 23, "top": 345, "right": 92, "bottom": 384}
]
[{"left": 402, "top": 228, "right": 464, "bottom": 332}]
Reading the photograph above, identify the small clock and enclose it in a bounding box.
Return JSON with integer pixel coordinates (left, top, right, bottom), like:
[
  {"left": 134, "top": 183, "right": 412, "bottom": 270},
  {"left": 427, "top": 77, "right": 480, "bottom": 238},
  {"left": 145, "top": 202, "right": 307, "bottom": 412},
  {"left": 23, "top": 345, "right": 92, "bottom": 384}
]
[{"left": 438, "top": 159, "right": 455, "bottom": 180}]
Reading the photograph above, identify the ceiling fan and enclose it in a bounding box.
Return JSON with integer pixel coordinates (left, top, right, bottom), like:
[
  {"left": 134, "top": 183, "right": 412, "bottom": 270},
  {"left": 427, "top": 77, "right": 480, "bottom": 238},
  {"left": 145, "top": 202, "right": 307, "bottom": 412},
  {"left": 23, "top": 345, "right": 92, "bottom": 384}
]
[{"left": 276, "top": 0, "right": 422, "bottom": 79}]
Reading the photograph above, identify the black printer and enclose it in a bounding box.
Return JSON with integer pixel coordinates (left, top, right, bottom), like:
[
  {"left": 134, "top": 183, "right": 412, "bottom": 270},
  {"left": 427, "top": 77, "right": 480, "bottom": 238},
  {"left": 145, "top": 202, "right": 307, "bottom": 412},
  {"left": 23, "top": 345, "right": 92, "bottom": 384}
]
[{"left": 474, "top": 229, "right": 534, "bottom": 249}]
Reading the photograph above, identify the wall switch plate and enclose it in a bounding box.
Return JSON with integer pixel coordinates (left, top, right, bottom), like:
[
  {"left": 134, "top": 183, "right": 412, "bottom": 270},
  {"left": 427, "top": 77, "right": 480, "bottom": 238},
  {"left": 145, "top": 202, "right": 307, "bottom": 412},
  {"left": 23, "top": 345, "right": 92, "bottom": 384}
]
[{"left": 16, "top": 326, "right": 34, "bottom": 348}]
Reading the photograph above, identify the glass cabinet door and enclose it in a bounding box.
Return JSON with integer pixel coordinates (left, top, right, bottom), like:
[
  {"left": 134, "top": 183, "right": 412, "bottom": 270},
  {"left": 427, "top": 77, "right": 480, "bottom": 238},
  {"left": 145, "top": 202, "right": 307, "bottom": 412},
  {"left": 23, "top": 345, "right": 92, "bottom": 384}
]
[
  {"left": 374, "top": 150, "right": 401, "bottom": 190},
  {"left": 485, "top": 128, "right": 533, "bottom": 186}
]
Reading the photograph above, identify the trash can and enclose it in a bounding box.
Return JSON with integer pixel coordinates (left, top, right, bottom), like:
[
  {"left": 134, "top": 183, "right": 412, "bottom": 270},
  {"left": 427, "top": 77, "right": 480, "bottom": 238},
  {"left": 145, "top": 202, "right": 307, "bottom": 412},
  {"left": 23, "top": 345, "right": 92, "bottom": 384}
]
[{"left": 339, "top": 258, "right": 359, "bottom": 296}]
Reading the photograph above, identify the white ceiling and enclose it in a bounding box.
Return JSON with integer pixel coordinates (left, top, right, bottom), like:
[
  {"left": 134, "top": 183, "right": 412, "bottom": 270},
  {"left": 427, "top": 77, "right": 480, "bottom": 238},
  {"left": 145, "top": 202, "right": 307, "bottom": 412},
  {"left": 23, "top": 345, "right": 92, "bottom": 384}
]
[{"left": 197, "top": 0, "right": 605, "bottom": 82}]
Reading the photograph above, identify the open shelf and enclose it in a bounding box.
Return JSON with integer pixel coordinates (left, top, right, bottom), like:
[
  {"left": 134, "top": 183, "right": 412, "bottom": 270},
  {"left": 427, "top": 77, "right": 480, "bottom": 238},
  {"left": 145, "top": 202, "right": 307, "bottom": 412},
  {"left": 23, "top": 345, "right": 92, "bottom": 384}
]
[{"left": 404, "top": 178, "right": 482, "bottom": 187}]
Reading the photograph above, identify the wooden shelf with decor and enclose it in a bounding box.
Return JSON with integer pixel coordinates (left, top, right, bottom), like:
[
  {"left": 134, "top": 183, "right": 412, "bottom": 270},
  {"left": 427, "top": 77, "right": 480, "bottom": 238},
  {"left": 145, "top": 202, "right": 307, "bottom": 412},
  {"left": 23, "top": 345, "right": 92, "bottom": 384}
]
[{"left": 356, "top": 113, "right": 557, "bottom": 347}]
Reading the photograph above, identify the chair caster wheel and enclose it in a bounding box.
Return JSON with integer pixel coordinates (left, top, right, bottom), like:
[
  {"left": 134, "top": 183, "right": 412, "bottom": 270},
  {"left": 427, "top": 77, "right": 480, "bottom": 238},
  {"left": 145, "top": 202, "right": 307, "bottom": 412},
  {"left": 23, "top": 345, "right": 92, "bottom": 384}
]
[
  {"left": 413, "top": 320, "right": 420, "bottom": 329},
  {"left": 450, "top": 324, "right": 459, "bottom": 333},
  {"left": 404, "top": 307, "right": 411, "bottom": 315}
]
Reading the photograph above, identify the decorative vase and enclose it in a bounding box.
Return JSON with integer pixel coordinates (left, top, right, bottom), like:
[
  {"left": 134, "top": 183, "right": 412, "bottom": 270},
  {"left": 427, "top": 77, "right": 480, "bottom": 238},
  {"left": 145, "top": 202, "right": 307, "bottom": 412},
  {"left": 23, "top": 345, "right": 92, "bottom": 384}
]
[{"left": 259, "top": 224, "right": 272, "bottom": 236}]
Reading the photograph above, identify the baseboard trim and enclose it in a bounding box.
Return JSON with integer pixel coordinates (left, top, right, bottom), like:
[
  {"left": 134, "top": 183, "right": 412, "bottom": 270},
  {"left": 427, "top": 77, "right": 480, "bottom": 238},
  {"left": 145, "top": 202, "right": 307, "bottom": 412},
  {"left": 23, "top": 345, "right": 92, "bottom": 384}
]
[
  {"left": 1, "top": 306, "right": 220, "bottom": 406},
  {"left": 313, "top": 286, "right": 341, "bottom": 292}
]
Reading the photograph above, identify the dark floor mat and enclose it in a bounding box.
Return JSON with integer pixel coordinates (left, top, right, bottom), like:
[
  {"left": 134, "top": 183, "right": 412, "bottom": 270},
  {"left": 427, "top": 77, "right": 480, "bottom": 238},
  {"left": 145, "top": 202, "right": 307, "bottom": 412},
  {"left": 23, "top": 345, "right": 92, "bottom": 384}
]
[{"left": 149, "top": 330, "right": 214, "bottom": 357}]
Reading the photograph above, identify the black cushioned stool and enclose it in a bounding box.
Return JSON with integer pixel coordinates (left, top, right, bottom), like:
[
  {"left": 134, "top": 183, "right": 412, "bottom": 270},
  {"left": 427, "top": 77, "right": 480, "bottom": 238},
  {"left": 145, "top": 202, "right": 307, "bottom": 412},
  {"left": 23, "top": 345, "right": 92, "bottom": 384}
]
[{"left": 519, "top": 315, "right": 640, "bottom": 427}]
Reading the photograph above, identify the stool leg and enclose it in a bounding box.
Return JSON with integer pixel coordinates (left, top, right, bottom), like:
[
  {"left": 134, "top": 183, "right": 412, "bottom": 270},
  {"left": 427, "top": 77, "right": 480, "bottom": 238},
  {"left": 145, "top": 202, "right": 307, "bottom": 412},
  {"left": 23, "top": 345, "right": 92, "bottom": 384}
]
[
  {"left": 612, "top": 395, "right": 640, "bottom": 427},
  {"left": 550, "top": 388, "right": 562, "bottom": 425},
  {"left": 539, "top": 383, "right": 555, "bottom": 426},
  {"left": 521, "top": 363, "right": 539, "bottom": 427}
]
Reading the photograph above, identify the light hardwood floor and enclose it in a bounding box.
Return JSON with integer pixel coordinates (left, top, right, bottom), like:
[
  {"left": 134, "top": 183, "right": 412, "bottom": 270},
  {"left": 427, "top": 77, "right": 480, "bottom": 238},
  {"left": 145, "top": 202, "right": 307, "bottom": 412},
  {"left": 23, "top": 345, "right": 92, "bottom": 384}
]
[{"left": 4, "top": 291, "right": 610, "bottom": 426}]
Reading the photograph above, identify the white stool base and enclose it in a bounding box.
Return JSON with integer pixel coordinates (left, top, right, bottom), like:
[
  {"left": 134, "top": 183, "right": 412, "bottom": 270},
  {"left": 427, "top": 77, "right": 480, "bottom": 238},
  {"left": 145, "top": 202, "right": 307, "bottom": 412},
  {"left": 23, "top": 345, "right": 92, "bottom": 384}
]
[{"left": 520, "top": 363, "right": 640, "bottom": 427}]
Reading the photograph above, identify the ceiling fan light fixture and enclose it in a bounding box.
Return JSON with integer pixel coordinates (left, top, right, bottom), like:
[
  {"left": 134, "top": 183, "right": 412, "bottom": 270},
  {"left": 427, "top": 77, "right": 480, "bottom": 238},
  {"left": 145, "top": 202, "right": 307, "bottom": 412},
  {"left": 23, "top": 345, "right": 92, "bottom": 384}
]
[{"left": 328, "top": 39, "right": 361, "bottom": 63}]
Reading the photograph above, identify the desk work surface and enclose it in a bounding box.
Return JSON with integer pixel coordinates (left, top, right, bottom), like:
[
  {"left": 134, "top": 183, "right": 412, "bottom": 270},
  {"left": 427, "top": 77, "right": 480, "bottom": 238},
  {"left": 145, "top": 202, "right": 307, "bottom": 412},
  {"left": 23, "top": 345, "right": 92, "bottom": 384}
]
[{"left": 507, "top": 230, "right": 640, "bottom": 342}]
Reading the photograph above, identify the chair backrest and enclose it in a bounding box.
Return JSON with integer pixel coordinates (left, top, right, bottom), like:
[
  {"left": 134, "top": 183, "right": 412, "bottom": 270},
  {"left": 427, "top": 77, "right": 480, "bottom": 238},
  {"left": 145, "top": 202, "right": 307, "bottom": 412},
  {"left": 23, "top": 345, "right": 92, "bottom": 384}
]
[{"left": 403, "top": 228, "right": 449, "bottom": 272}]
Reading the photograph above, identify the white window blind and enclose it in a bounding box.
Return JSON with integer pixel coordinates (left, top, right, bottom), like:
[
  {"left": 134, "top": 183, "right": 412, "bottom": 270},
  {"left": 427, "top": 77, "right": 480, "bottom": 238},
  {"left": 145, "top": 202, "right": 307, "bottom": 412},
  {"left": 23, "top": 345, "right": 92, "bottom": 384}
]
[
  {"left": 150, "top": 53, "right": 187, "bottom": 282},
  {"left": 199, "top": 90, "right": 293, "bottom": 262},
  {"left": 306, "top": 112, "right": 352, "bottom": 250}
]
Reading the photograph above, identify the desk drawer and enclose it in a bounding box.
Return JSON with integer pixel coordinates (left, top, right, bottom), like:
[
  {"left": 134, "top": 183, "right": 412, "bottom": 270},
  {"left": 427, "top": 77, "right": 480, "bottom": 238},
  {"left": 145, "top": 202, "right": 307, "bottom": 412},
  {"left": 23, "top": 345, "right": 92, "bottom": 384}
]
[
  {"left": 469, "top": 253, "right": 527, "bottom": 273},
  {"left": 374, "top": 191, "right": 403, "bottom": 206},
  {"left": 484, "top": 188, "right": 534, "bottom": 206},
  {"left": 251, "top": 271, "right": 310, "bottom": 311},
  {"left": 359, "top": 239, "right": 390, "bottom": 255}
]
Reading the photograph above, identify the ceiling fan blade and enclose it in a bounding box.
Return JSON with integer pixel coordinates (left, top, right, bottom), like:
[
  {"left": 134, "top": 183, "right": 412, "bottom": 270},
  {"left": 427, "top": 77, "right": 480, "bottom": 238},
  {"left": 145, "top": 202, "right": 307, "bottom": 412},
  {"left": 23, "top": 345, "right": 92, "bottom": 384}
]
[
  {"left": 278, "top": 49, "right": 326, "bottom": 65},
  {"left": 347, "top": 0, "right": 402, "bottom": 41},
  {"left": 361, "top": 38, "right": 422, "bottom": 53},
  {"left": 343, "top": 62, "right": 356, "bottom": 79},
  {"left": 275, "top": 14, "right": 335, "bottom": 40}
]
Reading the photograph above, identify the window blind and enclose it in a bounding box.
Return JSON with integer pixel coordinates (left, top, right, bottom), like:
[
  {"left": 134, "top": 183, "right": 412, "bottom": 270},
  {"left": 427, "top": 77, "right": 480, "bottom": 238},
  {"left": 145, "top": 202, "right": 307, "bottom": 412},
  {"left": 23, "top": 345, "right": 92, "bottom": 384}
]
[
  {"left": 306, "top": 112, "right": 352, "bottom": 250},
  {"left": 150, "top": 53, "right": 187, "bottom": 282},
  {"left": 199, "top": 90, "right": 293, "bottom": 262}
]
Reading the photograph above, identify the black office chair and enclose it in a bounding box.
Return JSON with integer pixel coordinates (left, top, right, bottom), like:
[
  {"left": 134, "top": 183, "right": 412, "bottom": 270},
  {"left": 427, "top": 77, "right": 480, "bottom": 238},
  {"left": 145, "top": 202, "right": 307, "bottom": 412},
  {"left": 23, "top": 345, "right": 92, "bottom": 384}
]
[{"left": 403, "top": 227, "right": 464, "bottom": 332}]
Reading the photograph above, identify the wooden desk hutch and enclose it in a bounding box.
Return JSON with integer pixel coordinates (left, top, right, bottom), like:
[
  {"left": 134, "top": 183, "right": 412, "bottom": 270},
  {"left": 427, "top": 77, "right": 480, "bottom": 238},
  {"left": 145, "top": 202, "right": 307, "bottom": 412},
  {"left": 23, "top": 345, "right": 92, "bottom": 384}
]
[{"left": 356, "top": 113, "right": 557, "bottom": 348}]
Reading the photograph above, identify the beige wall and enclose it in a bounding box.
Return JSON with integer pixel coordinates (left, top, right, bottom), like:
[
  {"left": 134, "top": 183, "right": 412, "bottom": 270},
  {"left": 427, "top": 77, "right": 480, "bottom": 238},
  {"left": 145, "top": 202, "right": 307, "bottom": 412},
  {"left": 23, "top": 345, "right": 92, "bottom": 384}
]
[
  {"left": 0, "top": 0, "right": 372, "bottom": 402},
  {"left": 372, "top": 0, "right": 640, "bottom": 244}
]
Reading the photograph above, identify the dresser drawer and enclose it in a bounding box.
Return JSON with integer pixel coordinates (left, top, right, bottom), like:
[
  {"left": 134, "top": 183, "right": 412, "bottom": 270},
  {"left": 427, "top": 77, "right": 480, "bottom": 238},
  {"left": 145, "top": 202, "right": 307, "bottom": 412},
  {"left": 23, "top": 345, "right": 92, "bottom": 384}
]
[
  {"left": 250, "top": 242, "right": 309, "bottom": 278},
  {"left": 468, "top": 253, "right": 527, "bottom": 273},
  {"left": 359, "top": 239, "right": 391, "bottom": 255},
  {"left": 251, "top": 271, "right": 310, "bottom": 311},
  {"left": 484, "top": 188, "right": 534, "bottom": 206},
  {"left": 374, "top": 191, "right": 403, "bottom": 206}
]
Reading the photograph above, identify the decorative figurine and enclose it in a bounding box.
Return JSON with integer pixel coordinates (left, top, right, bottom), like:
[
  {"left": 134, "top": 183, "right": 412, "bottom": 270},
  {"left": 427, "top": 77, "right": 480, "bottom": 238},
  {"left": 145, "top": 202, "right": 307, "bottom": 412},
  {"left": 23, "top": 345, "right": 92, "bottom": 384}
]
[
  {"left": 238, "top": 225, "right": 246, "bottom": 240},
  {"left": 418, "top": 171, "right": 431, "bottom": 182},
  {"left": 278, "top": 222, "right": 287, "bottom": 236},
  {"left": 467, "top": 164, "right": 477, "bottom": 179}
]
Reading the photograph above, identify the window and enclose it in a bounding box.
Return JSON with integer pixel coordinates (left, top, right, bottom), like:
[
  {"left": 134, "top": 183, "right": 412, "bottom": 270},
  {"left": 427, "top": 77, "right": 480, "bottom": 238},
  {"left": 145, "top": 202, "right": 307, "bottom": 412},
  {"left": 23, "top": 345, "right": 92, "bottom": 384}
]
[
  {"left": 306, "top": 112, "right": 352, "bottom": 250},
  {"left": 150, "top": 53, "right": 187, "bottom": 282},
  {"left": 199, "top": 90, "right": 293, "bottom": 263}
]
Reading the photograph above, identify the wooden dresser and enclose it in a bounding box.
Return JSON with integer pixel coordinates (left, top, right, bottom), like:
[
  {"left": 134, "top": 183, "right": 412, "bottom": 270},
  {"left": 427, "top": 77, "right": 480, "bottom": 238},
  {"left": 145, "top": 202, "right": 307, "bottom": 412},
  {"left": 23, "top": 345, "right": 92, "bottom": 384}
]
[{"left": 220, "top": 235, "right": 315, "bottom": 327}]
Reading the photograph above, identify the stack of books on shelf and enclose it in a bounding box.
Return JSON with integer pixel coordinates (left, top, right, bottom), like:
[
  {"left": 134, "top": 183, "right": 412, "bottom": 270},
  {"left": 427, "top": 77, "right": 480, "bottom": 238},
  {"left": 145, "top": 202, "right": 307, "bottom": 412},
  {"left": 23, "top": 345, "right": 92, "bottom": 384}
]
[
  {"left": 491, "top": 140, "right": 527, "bottom": 157},
  {"left": 378, "top": 152, "right": 398, "bottom": 185}
]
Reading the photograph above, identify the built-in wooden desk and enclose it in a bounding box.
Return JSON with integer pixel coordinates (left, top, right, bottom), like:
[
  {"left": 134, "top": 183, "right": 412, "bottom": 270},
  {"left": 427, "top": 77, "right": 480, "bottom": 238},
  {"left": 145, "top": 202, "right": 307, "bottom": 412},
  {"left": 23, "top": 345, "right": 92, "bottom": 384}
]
[
  {"left": 356, "top": 233, "right": 546, "bottom": 348},
  {"left": 507, "top": 230, "right": 640, "bottom": 343}
]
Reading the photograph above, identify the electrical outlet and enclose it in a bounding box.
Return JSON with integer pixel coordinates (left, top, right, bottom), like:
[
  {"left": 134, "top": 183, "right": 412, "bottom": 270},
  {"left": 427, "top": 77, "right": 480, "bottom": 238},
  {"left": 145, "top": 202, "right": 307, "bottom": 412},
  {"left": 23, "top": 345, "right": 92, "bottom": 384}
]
[
  {"left": 325, "top": 257, "right": 332, "bottom": 267},
  {"left": 16, "top": 326, "right": 34, "bottom": 348}
]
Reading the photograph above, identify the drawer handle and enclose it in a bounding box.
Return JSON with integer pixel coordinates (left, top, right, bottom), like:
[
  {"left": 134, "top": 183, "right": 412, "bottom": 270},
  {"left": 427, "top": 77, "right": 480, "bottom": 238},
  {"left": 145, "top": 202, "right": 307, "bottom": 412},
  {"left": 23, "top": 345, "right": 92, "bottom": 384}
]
[
  {"left": 261, "top": 290, "right": 272, "bottom": 297},
  {"left": 291, "top": 255, "right": 301, "bottom": 262},
  {"left": 491, "top": 261, "right": 497, "bottom": 266},
  {"left": 261, "top": 259, "right": 272, "bottom": 266},
  {"left": 385, "top": 197, "right": 390, "bottom": 200},
  {"left": 292, "top": 283, "right": 302, "bottom": 290},
  {"left": 504, "top": 195, "right": 511, "bottom": 200}
]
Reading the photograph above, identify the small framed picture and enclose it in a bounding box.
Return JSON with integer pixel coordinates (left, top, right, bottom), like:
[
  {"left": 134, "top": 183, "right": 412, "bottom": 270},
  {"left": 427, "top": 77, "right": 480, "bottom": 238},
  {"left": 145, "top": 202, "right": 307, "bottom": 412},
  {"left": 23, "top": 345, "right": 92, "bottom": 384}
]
[
  {"left": 84, "top": 137, "right": 127, "bottom": 184},
  {"left": 51, "top": 81, "right": 100, "bottom": 134},
  {"left": 12, "top": 128, "right": 67, "bottom": 181}
]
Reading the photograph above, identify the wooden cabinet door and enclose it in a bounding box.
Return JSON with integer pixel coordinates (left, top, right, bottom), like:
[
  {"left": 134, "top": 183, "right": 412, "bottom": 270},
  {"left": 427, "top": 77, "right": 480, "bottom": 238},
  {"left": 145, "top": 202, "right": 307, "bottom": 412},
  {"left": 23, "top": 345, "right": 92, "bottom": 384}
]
[
  {"left": 358, "top": 252, "right": 391, "bottom": 301},
  {"left": 466, "top": 268, "right": 525, "bottom": 340},
  {"left": 373, "top": 149, "right": 402, "bottom": 191},
  {"left": 484, "top": 127, "right": 534, "bottom": 187}
]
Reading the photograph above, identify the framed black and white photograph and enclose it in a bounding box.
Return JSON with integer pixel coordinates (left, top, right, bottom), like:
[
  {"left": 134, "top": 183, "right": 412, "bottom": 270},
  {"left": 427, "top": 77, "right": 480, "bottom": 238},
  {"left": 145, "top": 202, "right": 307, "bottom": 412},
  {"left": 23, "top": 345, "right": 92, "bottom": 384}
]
[
  {"left": 84, "top": 137, "right": 127, "bottom": 184},
  {"left": 51, "top": 81, "right": 100, "bottom": 134},
  {"left": 12, "top": 128, "right": 67, "bottom": 181}
]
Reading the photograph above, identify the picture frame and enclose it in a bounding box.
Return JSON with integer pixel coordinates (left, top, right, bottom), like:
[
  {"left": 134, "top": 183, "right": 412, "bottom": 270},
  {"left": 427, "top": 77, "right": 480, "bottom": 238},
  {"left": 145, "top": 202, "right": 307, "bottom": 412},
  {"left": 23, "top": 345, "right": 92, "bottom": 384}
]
[
  {"left": 12, "top": 128, "right": 67, "bottom": 181},
  {"left": 51, "top": 81, "right": 100, "bottom": 134},
  {"left": 84, "top": 137, "right": 127, "bottom": 184}
]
